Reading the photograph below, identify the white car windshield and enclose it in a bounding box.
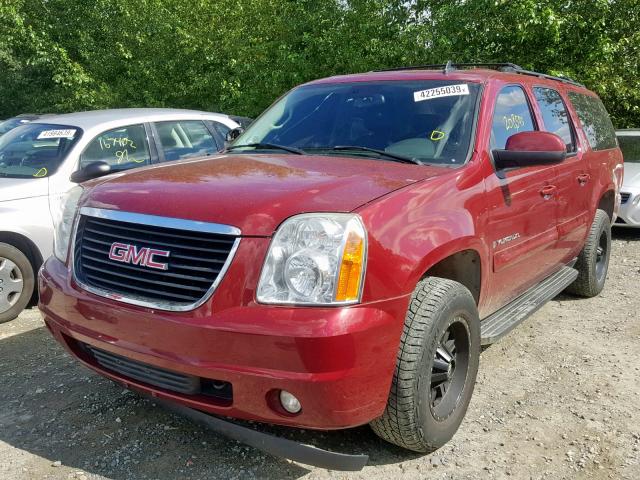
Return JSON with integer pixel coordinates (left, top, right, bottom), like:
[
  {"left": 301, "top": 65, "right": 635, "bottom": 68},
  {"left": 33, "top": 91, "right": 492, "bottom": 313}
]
[
  {"left": 0, "top": 123, "right": 82, "bottom": 179},
  {"left": 233, "top": 80, "right": 481, "bottom": 166}
]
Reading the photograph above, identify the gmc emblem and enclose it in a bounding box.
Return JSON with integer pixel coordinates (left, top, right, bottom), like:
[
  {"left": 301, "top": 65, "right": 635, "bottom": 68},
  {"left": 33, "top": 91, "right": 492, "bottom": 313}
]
[{"left": 108, "top": 242, "right": 170, "bottom": 270}]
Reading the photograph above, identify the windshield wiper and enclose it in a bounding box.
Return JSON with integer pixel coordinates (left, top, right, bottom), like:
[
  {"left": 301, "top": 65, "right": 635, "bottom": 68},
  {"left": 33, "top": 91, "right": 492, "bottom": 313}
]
[
  {"left": 226, "top": 143, "right": 306, "bottom": 155},
  {"left": 331, "top": 146, "right": 421, "bottom": 165}
]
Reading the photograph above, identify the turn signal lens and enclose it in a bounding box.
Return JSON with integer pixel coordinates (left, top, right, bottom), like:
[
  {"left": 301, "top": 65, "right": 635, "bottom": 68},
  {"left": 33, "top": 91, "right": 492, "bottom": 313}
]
[{"left": 335, "top": 230, "right": 365, "bottom": 302}]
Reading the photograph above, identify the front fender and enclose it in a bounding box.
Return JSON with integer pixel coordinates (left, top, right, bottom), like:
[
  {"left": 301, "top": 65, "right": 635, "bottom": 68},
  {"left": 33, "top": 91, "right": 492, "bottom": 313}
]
[
  {"left": 356, "top": 170, "right": 489, "bottom": 308},
  {"left": 0, "top": 196, "right": 53, "bottom": 260}
]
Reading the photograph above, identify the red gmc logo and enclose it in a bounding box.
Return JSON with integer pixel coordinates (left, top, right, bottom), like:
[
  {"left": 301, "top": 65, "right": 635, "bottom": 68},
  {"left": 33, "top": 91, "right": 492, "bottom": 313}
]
[{"left": 108, "top": 242, "right": 170, "bottom": 270}]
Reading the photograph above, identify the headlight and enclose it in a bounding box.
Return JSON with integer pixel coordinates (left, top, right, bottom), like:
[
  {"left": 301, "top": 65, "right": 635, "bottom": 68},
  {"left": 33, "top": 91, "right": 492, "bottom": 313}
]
[
  {"left": 257, "top": 213, "right": 367, "bottom": 305},
  {"left": 53, "top": 185, "right": 84, "bottom": 263}
]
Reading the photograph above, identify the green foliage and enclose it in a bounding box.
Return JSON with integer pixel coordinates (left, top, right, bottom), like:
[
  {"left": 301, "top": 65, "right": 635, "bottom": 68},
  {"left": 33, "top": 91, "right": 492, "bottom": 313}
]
[{"left": 0, "top": 0, "right": 638, "bottom": 126}]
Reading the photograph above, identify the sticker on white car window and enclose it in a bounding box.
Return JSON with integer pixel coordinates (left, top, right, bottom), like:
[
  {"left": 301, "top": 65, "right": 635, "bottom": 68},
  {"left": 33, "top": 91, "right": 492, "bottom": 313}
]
[
  {"left": 37, "top": 129, "right": 77, "bottom": 139},
  {"left": 414, "top": 84, "right": 470, "bottom": 102}
]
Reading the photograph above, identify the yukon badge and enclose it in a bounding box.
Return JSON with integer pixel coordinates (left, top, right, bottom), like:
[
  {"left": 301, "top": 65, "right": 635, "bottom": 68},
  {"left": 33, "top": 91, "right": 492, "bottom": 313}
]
[
  {"left": 108, "top": 242, "right": 170, "bottom": 270},
  {"left": 492, "top": 233, "right": 521, "bottom": 249}
]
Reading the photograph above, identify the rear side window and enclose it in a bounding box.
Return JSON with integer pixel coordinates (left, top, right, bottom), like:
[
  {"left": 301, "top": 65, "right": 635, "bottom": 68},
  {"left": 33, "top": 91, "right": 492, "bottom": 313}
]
[
  {"left": 533, "top": 87, "right": 576, "bottom": 152},
  {"left": 491, "top": 85, "right": 536, "bottom": 149},
  {"left": 567, "top": 92, "right": 617, "bottom": 151},
  {"left": 80, "top": 124, "right": 151, "bottom": 170},
  {"left": 155, "top": 120, "right": 219, "bottom": 162}
]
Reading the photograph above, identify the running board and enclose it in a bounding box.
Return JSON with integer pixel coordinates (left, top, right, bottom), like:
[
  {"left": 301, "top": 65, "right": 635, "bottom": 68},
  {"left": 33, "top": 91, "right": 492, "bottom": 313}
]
[{"left": 480, "top": 266, "right": 578, "bottom": 345}]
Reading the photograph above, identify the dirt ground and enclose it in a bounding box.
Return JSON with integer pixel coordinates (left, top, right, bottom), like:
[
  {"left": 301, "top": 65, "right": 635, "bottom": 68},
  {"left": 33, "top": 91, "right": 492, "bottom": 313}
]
[{"left": 1, "top": 229, "right": 638, "bottom": 480}]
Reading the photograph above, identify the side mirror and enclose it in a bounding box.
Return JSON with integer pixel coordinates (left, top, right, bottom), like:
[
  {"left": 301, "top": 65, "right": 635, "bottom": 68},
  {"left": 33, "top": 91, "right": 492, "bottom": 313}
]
[
  {"left": 492, "top": 131, "right": 566, "bottom": 169},
  {"left": 70, "top": 161, "right": 112, "bottom": 183},
  {"left": 225, "top": 127, "right": 244, "bottom": 143}
]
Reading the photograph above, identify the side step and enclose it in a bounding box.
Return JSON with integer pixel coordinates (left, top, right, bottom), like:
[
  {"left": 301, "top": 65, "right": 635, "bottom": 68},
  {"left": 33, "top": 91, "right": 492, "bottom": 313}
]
[{"left": 480, "top": 266, "right": 578, "bottom": 345}]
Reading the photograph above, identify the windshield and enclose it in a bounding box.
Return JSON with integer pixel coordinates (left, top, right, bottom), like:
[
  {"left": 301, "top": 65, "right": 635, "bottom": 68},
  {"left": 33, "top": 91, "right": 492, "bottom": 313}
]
[
  {"left": 0, "top": 123, "right": 82, "bottom": 178},
  {"left": 0, "top": 118, "right": 31, "bottom": 136},
  {"left": 618, "top": 134, "right": 640, "bottom": 163},
  {"left": 234, "top": 80, "right": 481, "bottom": 165}
]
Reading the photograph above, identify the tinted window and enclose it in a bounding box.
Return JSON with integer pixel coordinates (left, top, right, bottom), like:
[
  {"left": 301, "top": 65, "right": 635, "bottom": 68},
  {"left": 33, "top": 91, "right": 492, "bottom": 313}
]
[
  {"left": 0, "top": 123, "right": 81, "bottom": 178},
  {"left": 533, "top": 87, "right": 575, "bottom": 152},
  {"left": 236, "top": 80, "right": 481, "bottom": 165},
  {"left": 617, "top": 135, "right": 640, "bottom": 164},
  {"left": 567, "top": 92, "right": 617, "bottom": 151},
  {"left": 80, "top": 124, "right": 151, "bottom": 170},
  {"left": 156, "top": 120, "right": 218, "bottom": 162},
  {"left": 0, "top": 118, "right": 28, "bottom": 136},
  {"left": 491, "top": 85, "right": 536, "bottom": 149},
  {"left": 208, "top": 120, "right": 231, "bottom": 138}
]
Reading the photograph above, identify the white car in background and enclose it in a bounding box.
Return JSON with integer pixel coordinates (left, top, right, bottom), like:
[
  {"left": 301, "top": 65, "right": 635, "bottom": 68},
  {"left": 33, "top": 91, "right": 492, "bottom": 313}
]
[
  {"left": 0, "top": 108, "right": 242, "bottom": 323},
  {"left": 616, "top": 129, "right": 640, "bottom": 228}
]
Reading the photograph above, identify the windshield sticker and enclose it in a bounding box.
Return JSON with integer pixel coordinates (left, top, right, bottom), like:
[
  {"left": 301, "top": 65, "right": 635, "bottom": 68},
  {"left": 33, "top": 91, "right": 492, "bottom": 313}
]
[
  {"left": 33, "top": 167, "right": 48, "bottom": 177},
  {"left": 503, "top": 114, "right": 525, "bottom": 131},
  {"left": 414, "top": 84, "right": 469, "bottom": 102},
  {"left": 99, "top": 136, "right": 136, "bottom": 150},
  {"left": 430, "top": 130, "right": 446, "bottom": 141},
  {"left": 37, "top": 129, "right": 77, "bottom": 139}
]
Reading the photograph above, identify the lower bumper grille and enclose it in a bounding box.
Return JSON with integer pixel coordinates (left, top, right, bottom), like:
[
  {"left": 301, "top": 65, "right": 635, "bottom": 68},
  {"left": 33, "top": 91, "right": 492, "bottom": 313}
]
[
  {"left": 621, "top": 192, "right": 631, "bottom": 204},
  {"left": 79, "top": 342, "right": 232, "bottom": 402}
]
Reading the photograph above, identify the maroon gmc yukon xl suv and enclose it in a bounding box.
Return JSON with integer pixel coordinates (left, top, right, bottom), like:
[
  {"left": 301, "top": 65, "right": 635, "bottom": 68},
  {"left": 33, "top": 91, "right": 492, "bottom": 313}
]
[{"left": 39, "top": 63, "right": 624, "bottom": 468}]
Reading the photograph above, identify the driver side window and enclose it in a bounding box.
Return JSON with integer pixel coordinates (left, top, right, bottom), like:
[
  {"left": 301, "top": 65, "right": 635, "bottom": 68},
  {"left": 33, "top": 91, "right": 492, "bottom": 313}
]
[
  {"left": 80, "top": 124, "right": 151, "bottom": 170},
  {"left": 491, "top": 85, "right": 536, "bottom": 149}
]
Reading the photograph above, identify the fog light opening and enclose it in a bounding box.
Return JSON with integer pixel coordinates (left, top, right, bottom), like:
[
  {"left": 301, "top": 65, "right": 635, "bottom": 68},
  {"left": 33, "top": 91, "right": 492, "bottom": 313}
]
[{"left": 279, "top": 390, "right": 302, "bottom": 414}]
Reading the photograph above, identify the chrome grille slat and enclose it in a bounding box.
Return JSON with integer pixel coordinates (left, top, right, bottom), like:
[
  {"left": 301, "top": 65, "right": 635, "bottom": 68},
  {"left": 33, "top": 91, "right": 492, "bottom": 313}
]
[
  {"left": 82, "top": 229, "right": 233, "bottom": 255},
  {"left": 81, "top": 244, "right": 222, "bottom": 271},
  {"left": 81, "top": 252, "right": 216, "bottom": 283},
  {"left": 82, "top": 263, "right": 210, "bottom": 292},
  {"left": 73, "top": 209, "right": 240, "bottom": 310},
  {"left": 88, "top": 218, "right": 236, "bottom": 244},
  {"left": 83, "top": 274, "right": 199, "bottom": 301}
]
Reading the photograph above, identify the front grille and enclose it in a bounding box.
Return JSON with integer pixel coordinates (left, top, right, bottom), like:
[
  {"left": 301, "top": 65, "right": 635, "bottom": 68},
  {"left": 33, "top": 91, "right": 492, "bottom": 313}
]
[
  {"left": 621, "top": 192, "right": 631, "bottom": 204},
  {"left": 73, "top": 212, "right": 238, "bottom": 308},
  {"left": 81, "top": 343, "right": 232, "bottom": 401}
]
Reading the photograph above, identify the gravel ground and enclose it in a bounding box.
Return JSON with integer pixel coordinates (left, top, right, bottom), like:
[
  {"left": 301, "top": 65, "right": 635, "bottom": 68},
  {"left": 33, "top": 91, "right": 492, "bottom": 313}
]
[{"left": 1, "top": 229, "right": 639, "bottom": 480}]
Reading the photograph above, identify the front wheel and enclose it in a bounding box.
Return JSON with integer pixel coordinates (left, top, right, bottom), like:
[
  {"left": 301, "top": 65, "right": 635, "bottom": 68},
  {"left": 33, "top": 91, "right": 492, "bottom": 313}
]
[
  {"left": 0, "top": 243, "right": 35, "bottom": 324},
  {"left": 370, "top": 277, "right": 480, "bottom": 452}
]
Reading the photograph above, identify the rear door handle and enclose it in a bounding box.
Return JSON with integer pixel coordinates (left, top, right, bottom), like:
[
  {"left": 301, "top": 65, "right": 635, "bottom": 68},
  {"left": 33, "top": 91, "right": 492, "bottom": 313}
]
[
  {"left": 540, "top": 185, "right": 557, "bottom": 200},
  {"left": 577, "top": 173, "right": 591, "bottom": 186}
]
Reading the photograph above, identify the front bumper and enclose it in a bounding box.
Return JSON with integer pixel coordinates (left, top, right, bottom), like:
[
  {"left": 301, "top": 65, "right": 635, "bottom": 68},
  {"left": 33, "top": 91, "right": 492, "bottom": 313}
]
[
  {"left": 39, "top": 256, "right": 410, "bottom": 429},
  {"left": 616, "top": 188, "right": 640, "bottom": 227}
]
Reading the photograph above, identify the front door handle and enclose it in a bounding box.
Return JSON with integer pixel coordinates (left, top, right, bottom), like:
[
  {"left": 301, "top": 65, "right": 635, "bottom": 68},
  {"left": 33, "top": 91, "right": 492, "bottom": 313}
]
[
  {"left": 540, "top": 185, "right": 557, "bottom": 200},
  {"left": 577, "top": 173, "right": 591, "bottom": 186}
]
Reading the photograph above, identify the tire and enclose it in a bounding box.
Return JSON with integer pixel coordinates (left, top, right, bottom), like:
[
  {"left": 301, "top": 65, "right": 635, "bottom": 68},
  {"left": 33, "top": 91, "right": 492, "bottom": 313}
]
[
  {"left": 565, "top": 209, "right": 611, "bottom": 298},
  {"left": 0, "top": 243, "right": 35, "bottom": 324},
  {"left": 370, "top": 277, "right": 480, "bottom": 452}
]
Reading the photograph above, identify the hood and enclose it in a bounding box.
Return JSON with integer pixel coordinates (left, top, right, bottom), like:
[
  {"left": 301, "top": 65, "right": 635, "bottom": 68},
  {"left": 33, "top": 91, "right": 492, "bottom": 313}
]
[
  {"left": 0, "top": 177, "right": 48, "bottom": 202},
  {"left": 85, "top": 154, "right": 448, "bottom": 236},
  {"left": 623, "top": 162, "right": 640, "bottom": 188}
]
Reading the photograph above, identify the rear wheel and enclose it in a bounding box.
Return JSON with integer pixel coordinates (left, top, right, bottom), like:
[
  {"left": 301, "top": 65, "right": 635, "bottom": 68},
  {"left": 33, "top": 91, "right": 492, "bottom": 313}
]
[
  {"left": 0, "top": 243, "right": 35, "bottom": 324},
  {"left": 370, "top": 277, "right": 480, "bottom": 452},
  {"left": 565, "top": 209, "right": 611, "bottom": 298}
]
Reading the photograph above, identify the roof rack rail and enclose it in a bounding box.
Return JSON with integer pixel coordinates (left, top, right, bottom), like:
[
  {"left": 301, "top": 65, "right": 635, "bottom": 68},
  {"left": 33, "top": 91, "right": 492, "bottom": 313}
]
[{"left": 375, "top": 62, "right": 584, "bottom": 87}]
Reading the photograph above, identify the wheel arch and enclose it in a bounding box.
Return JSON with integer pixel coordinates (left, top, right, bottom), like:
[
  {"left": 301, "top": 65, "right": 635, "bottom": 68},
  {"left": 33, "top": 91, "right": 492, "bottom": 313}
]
[
  {"left": 419, "top": 246, "right": 483, "bottom": 306},
  {"left": 597, "top": 189, "right": 616, "bottom": 222}
]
